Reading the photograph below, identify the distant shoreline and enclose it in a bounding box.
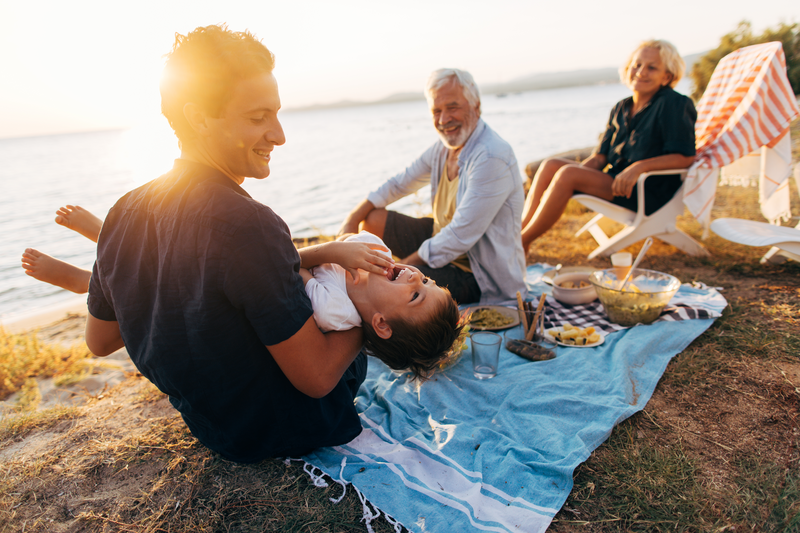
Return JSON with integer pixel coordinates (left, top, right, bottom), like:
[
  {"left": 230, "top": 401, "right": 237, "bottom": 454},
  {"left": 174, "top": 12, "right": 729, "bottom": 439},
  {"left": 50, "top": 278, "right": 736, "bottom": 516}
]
[
  {"left": 286, "top": 52, "right": 705, "bottom": 113},
  {"left": 0, "top": 295, "right": 87, "bottom": 333},
  {"left": 285, "top": 77, "right": 623, "bottom": 113}
]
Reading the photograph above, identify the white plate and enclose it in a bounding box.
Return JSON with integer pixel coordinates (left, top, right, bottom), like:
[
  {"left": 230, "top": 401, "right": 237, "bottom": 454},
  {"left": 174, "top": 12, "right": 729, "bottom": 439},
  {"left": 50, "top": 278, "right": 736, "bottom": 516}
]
[
  {"left": 466, "top": 305, "right": 520, "bottom": 331},
  {"left": 542, "top": 266, "right": 598, "bottom": 286},
  {"left": 543, "top": 326, "right": 606, "bottom": 348}
]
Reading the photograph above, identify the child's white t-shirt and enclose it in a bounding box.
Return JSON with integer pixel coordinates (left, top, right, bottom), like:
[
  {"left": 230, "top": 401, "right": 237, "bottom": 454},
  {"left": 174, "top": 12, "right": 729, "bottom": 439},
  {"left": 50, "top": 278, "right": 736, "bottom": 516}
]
[{"left": 304, "top": 231, "right": 393, "bottom": 332}]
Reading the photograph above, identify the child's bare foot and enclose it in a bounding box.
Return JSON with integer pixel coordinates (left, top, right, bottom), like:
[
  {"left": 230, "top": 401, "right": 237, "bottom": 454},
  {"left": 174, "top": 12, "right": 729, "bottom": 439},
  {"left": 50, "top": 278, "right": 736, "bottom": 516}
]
[
  {"left": 55, "top": 205, "right": 102, "bottom": 243},
  {"left": 21, "top": 248, "right": 91, "bottom": 294}
]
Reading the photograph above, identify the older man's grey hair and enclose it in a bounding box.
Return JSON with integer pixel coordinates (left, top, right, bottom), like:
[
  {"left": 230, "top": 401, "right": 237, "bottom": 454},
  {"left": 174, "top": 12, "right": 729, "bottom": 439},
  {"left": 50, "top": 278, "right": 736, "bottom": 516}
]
[{"left": 425, "top": 69, "right": 481, "bottom": 114}]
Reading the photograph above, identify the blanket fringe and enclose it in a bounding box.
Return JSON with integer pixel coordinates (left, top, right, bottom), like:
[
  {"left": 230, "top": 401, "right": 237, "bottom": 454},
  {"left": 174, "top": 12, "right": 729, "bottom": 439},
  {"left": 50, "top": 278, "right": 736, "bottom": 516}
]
[
  {"left": 302, "top": 462, "right": 330, "bottom": 488},
  {"left": 354, "top": 484, "right": 381, "bottom": 533},
  {"left": 384, "top": 512, "right": 404, "bottom": 533},
  {"left": 290, "top": 458, "right": 347, "bottom": 504},
  {"left": 329, "top": 457, "right": 348, "bottom": 504},
  {"left": 292, "top": 457, "right": 403, "bottom": 532}
]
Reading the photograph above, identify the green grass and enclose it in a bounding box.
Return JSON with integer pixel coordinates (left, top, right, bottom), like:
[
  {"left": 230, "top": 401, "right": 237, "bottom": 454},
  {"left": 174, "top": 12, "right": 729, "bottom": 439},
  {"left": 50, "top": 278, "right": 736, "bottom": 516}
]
[{"left": 558, "top": 421, "right": 708, "bottom": 532}]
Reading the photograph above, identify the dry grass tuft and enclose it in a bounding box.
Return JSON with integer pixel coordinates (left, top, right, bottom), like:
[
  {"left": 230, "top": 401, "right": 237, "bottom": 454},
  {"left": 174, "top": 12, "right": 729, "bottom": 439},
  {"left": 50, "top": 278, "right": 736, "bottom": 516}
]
[{"left": 0, "top": 328, "right": 94, "bottom": 403}]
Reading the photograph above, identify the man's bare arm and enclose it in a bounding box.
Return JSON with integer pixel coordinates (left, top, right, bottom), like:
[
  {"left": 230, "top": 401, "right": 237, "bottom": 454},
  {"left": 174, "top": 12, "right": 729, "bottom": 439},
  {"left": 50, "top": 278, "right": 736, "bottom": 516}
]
[
  {"left": 299, "top": 267, "right": 314, "bottom": 285},
  {"left": 400, "top": 250, "right": 426, "bottom": 266},
  {"left": 267, "top": 317, "right": 363, "bottom": 398},
  {"left": 338, "top": 199, "right": 375, "bottom": 236},
  {"left": 85, "top": 314, "right": 125, "bottom": 356}
]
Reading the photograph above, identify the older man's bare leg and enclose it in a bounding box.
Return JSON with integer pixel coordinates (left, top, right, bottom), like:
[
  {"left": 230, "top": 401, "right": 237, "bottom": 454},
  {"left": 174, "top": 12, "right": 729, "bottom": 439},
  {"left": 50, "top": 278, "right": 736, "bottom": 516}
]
[
  {"left": 55, "top": 205, "right": 102, "bottom": 243},
  {"left": 21, "top": 248, "right": 91, "bottom": 294}
]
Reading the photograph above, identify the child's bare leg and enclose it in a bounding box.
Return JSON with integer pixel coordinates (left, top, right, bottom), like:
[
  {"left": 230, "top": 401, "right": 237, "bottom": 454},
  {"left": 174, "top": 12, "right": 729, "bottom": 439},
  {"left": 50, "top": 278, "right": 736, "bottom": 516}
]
[
  {"left": 21, "top": 248, "right": 91, "bottom": 294},
  {"left": 55, "top": 205, "right": 102, "bottom": 243}
]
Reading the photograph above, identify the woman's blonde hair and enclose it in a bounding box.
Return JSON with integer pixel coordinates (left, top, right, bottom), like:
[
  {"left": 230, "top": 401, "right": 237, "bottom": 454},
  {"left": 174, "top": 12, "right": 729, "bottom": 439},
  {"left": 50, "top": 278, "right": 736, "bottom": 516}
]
[{"left": 619, "top": 39, "right": 685, "bottom": 89}]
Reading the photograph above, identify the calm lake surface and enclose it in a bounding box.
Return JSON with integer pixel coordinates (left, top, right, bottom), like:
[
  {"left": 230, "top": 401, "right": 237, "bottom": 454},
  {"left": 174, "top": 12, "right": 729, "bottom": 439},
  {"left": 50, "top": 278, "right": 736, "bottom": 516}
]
[{"left": 0, "top": 81, "right": 690, "bottom": 320}]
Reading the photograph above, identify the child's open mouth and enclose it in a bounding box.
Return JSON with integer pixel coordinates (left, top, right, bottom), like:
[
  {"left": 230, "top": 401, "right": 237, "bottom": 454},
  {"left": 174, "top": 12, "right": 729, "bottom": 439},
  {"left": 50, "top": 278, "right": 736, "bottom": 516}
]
[{"left": 387, "top": 266, "right": 406, "bottom": 281}]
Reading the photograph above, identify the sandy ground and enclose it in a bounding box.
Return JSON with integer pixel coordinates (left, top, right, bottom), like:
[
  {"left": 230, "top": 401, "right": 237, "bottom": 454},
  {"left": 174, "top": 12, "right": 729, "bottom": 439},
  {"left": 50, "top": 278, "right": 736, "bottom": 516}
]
[{"left": 0, "top": 305, "right": 135, "bottom": 419}]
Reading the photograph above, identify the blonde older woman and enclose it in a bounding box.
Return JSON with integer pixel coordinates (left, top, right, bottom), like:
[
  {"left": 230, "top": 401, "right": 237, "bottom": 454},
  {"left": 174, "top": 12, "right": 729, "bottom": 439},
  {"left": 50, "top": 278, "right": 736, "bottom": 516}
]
[{"left": 521, "top": 39, "right": 696, "bottom": 252}]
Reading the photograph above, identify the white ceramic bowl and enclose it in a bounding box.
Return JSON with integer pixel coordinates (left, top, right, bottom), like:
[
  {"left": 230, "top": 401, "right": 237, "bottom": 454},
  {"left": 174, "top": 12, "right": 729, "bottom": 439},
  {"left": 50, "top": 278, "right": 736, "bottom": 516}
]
[{"left": 552, "top": 272, "right": 598, "bottom": 305}]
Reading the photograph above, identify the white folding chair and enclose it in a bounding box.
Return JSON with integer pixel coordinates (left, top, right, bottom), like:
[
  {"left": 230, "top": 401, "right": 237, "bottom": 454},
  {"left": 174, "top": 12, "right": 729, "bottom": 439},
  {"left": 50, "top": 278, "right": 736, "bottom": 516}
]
[
  {"left": 573, "top": 169, "right": 709, "bottom": 259},
  {"left": 711, "top": 217, "right": 800, "bottom": 263}
]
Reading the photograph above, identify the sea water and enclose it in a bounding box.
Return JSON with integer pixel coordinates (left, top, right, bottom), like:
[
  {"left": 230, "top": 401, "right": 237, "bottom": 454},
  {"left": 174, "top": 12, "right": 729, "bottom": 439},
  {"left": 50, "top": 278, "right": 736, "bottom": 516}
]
[{"left": 0, "top": 82, "right": 651, "bottom": 321}]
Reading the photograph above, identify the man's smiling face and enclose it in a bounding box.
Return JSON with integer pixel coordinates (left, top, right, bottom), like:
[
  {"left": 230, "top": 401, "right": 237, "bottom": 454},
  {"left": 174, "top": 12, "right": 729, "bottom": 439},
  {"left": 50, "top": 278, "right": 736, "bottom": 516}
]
[
  {"left": 202, "top": 73, "right": 286, "bottom": 184},
  {"left": 429, "top": 79, "right": 480, "bottom": 149}
]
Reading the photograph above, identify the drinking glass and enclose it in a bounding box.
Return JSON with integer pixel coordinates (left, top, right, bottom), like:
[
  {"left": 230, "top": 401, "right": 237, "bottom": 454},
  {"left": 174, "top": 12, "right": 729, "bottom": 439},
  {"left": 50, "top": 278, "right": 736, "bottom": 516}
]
[{"left": 471, "top": 331, "right": 501, "bottom": 379}]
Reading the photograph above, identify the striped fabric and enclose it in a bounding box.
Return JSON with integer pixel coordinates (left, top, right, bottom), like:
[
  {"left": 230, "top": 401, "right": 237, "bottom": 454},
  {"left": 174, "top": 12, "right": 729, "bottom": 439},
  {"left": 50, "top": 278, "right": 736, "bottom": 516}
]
[
  {"left": 683, "top": 42, "right": 800, "bottom": 232},
  {"left": 542, "top": 297, "right": 719, "bottom": 335}
]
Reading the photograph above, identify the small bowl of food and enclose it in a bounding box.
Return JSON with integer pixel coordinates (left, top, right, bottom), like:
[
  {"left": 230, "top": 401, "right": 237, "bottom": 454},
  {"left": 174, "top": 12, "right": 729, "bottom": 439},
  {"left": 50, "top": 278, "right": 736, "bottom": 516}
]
[
  {"left": 589, "top": 268, "right": 680, "bottom": 326},
  {"left": 552, "top": 272, "right": 598, "bottom": 305}
]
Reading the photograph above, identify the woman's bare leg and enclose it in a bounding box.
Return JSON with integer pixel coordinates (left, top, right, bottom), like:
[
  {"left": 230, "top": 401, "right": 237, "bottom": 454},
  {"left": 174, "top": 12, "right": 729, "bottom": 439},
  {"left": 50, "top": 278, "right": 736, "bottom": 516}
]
[
  {"left": 521, "top": 165, "right": 616, "bottom": 251},
  {"left": 522, "top": 158, "right": 576, "bottom": 229},
  {"left": 55, "top": 205, "right": 102, "bottom": 243},
  {"left": 21, "top": 248, "right": 91, "bottom": 294}
]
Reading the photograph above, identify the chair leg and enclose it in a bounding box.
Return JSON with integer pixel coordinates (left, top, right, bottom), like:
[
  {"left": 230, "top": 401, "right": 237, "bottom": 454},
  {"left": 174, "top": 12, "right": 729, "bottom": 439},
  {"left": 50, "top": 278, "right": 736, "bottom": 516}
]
[
  {"left": 656, "top": 230, "right": 710, "bottom": 257},
  {"left": 585, "top": 226, "right": 643, "bottom": 259},
  {"left": 760, "top": 221, "right": 800, "bottom": 263},
  {"left": 575, "top": 214, "right": 609, "bottom": 245},
  {"left": 761, "top": 247, "right": 787, "bottom": 264},
  {"left": 761, "top": 246, "right": 800, "bottom": 263}
]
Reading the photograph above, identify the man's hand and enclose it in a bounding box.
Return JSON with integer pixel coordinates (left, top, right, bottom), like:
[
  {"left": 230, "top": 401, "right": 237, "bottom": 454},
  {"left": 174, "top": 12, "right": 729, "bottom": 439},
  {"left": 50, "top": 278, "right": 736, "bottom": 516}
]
[
  {"left": 338, "top": 219, "right": 361, "bottom": 236},
  {"left": 338, "top": 199, "right": 375, "bottom": 237},
  {"left": 400, "top": 250, "right": 426, "bottom": 266}
]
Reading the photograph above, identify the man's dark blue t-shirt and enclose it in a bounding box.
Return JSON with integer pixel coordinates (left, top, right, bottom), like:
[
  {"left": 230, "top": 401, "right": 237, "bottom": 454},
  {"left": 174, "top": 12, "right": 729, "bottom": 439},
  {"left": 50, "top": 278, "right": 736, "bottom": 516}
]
[{"left": 88, "top": 159, "right": 367, "bottom": 462}]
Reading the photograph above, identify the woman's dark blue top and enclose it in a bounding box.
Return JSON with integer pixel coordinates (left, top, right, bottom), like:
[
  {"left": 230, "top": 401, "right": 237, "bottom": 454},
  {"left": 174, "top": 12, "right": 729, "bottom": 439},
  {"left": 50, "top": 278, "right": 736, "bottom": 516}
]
[{"left": 596, "top": 86, "right": 697, "bottom": 214}]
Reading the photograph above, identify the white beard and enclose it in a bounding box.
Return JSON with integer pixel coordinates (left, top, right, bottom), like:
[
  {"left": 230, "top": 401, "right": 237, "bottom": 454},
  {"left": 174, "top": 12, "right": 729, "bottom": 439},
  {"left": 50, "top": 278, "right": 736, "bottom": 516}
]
[{"left": 437, "top": 119, "right": 477, "bottom": 149}]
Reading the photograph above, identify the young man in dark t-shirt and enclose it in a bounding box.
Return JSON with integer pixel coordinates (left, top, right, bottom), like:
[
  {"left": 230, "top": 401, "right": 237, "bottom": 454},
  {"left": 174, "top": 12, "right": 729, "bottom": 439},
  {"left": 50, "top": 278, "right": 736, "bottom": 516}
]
[{"left": 85, "top": 25, "right": 390, "bottom": 462}]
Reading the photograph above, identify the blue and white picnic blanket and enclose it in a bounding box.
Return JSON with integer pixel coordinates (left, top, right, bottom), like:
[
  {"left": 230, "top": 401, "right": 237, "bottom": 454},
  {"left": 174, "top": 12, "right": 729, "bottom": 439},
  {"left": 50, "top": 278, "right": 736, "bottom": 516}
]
[{"left": 302, "top": 264, "right": 726, "bottom": 532}]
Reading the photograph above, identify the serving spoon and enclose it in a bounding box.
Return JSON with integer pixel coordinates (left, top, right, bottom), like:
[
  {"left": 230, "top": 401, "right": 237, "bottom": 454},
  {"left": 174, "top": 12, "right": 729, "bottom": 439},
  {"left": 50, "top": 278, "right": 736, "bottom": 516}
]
[{"left": 618, "top": 237, "right": 653, "bottom": 291}]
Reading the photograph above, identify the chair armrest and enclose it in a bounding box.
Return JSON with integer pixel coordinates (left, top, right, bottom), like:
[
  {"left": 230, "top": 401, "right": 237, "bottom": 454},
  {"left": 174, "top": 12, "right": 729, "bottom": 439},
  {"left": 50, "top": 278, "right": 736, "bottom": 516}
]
[{"left": 632, "top": 169, "right": 689, "bottom": 224}]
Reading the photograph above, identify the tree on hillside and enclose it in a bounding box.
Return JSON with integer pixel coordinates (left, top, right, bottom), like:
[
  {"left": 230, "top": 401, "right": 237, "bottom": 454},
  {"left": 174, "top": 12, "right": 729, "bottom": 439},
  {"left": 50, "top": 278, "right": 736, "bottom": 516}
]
[{"left": 690, "top": 20, "right": 799, "bottom": 101}]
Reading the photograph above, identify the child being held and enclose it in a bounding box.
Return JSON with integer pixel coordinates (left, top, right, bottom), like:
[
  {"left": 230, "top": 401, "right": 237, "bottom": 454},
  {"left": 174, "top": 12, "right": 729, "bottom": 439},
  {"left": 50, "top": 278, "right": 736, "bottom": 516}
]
[{"left": 299, "top": 231, "right": 463, "bottom": 380}]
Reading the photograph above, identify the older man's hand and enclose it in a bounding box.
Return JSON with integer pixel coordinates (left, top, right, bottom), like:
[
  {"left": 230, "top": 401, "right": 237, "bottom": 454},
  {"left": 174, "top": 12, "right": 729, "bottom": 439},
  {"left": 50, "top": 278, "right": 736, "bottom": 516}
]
[
  {"left": 337, "top": 219, "right": 360, "bottom": 237},
  {"left": 337, "top": 199, "right": 376, "bottom": 237},
  {"left": 400, "top": 250, "right": 426, "bottom": 266}
]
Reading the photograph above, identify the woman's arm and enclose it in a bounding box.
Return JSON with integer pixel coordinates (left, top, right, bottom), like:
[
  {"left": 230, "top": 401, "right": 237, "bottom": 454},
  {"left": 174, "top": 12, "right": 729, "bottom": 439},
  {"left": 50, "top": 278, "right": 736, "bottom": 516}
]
[{"left": 611, "top": 153, "right": 695, "bottom": 198}]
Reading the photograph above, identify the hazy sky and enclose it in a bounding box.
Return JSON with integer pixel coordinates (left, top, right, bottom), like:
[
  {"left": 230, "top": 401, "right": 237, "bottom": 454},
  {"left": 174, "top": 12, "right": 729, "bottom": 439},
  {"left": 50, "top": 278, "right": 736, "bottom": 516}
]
[{"left": 1, "top": 0, "right": 797, "bottom": 139}]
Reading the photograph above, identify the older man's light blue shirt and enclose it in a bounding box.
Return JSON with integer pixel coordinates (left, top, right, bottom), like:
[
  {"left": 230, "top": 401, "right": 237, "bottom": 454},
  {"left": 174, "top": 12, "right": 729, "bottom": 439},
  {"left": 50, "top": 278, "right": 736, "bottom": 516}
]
[{"left": 367, "top": 119, "right": 527, "bottom": 305}]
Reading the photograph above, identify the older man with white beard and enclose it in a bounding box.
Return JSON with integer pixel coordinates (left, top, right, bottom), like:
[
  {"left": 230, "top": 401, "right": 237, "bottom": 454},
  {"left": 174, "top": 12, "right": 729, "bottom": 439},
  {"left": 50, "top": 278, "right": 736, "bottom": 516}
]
[{"left": 339, "top": 68, "right": 527, "bottom": 305}]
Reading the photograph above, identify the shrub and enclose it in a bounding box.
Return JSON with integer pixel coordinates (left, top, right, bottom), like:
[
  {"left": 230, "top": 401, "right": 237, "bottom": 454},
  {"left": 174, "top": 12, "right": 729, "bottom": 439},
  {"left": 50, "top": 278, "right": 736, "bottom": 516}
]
[{"left": 690, "top": 20, "right": 800, "bottom": 101}]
